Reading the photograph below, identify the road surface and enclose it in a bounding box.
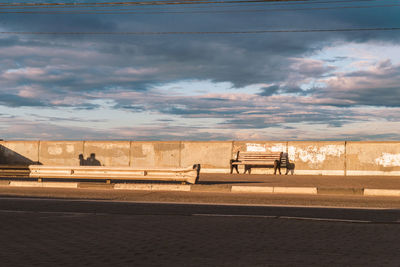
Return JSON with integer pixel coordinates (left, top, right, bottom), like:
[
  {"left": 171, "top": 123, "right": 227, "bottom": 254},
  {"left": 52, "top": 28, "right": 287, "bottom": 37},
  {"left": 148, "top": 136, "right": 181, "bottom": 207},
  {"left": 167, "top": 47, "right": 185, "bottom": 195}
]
[{"left": 0, "top": 197, "right": 399, "bottom": 266}]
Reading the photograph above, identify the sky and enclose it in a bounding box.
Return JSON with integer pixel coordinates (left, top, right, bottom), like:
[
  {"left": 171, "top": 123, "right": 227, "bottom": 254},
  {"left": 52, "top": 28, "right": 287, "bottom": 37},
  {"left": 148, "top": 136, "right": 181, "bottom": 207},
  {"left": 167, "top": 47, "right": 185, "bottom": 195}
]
[{"left": 0, "top": 0, "right": 400, "bottom": 141}]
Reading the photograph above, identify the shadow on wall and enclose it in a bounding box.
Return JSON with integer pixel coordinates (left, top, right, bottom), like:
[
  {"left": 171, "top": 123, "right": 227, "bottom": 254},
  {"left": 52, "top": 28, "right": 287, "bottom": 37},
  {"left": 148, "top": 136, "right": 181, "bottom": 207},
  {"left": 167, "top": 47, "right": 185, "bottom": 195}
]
[
  {"left": 0, "top": 145, "right": 41, "bottom": 165},
  {"left": 79, "top": 153, "right": 102, "bottom": 166}
]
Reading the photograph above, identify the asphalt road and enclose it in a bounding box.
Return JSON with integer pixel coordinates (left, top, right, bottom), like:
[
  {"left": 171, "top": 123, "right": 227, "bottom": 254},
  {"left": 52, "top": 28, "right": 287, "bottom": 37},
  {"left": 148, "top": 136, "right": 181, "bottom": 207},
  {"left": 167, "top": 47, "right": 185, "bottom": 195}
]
[
  {"left": 0, "top": 197, "right": 399, "bottom": 266},
  {"left": 2, "top": 186, "right": 400, "bottom": 209}
]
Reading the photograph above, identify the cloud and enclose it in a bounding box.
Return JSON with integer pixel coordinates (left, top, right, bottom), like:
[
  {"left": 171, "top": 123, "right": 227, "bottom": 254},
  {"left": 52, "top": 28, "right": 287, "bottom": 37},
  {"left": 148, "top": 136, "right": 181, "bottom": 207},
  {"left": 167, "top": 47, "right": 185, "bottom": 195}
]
[
  {"left": 259, "top": 85, "right": 280, "bottom": 96},
  {"left": 0, "top": 93, "right": 46, "bottom": 107},
  {"left": 0, "top": 2, "right": 400, "bottom": 140},
  {"left": 309, "top": 60, "right": 400, "bottom": 107}
]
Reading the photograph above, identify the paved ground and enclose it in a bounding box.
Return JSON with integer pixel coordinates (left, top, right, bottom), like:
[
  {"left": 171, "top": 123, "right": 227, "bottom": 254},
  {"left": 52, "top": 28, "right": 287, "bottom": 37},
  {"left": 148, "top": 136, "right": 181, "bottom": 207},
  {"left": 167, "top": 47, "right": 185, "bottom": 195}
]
[
  {"left": 3, "top": 173, "right": 400, "bottom": 190},
  {"left": 198, "top": 173, "right": 400, "bottom": 189},
  {"left": 1, "top": 187, "right": 400, "bottom": 208},
  {"left": 0, "top": 197, "right": 399, "bottom": 267}
]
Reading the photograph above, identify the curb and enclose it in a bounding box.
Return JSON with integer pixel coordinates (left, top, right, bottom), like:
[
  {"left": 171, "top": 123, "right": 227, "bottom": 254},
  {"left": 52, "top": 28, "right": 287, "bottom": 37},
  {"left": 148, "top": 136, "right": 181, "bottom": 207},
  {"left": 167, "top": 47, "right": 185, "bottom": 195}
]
[
  {"left": 231, "top": 186, "right": 317, "bottom": 195},
  {"left": 114, "top": 183, "right": 191, "bottom": 191},
  {"left": 231, "top": 186, "right": 273, "bottom": 193},
  {"left": 317, "top": 187, "right": 364, "bottom": 195},
  {"left": 8, "top": 181, "right": 78, "bottom": 188},
  {"left": 1, "top": 181, "right": 400, "bottom": 197},
  {"left": 274, "top": 187, "right": 317, "bottom": 195},
  {"left": 364, "top": 189, "right": 400, "bottom": 197}
]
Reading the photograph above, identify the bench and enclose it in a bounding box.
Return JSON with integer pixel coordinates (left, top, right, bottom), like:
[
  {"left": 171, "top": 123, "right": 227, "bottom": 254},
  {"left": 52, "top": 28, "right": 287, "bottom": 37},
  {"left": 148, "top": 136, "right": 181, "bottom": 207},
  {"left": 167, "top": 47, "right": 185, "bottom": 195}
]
[
  {"left": 279, "top": 153, "right": 295, "bottom": 175},
  {"left": 28, "top": 164, "right": 201, "bottom": 184},
  {"left": 230, "top": 151, "right": 283, "bottom": 174}
]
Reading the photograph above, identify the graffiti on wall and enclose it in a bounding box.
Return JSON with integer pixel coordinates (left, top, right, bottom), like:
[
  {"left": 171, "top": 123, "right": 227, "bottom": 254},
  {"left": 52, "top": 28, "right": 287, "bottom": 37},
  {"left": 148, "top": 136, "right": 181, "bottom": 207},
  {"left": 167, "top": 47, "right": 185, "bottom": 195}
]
[
  {"left": 375, "top": 153, "right": 400, "bottom": 167},
  {"left": 288, "top": 145, "right": 345, "bottom": 164},
  {"left": 246, "top": 143, "right": 286, "bottom": 153}
]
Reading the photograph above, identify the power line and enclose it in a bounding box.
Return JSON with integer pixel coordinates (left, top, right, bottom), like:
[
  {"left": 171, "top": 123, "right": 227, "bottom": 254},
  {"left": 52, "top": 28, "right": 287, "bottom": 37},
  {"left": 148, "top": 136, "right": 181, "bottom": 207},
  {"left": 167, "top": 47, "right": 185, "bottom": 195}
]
[
  {"left": 1, "top": 27, "right": 399, "bottom": 35},
  {"left": 0, "top": 3, "right": 397, "bottom": 14},
  {"left": 0, "top": 0, "right": 380, "bottom": 8},
  {"left": 0, "top": 0, "right": 380, "bottom": 9}
]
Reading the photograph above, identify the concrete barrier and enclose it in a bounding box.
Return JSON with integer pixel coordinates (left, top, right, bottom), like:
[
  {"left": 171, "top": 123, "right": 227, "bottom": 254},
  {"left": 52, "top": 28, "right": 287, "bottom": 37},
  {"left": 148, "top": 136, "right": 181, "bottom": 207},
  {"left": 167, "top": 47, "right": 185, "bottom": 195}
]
[
  {"left": 84, "top": 141, "right": 130, "bottom": 167},
  {"left": 180, "top": 141, "right": 233, "bottom": 173},
  {"left": 39, "top": 141, "right": 83, "bottom": 166},
  {"left": 0, "top": 141, "right": 39, "bottom": 165},
  {"left": 1, "top": 140, "right": 400, "bottom": 176},
  {"left": 346, "top": 142, "right": 400, "bottom": 176},
  {"left": 287, "top": 141, "right": 346, "bottom": 175},
  {"left": 131, "top": 141, "right": 180, "bottom": 168}
]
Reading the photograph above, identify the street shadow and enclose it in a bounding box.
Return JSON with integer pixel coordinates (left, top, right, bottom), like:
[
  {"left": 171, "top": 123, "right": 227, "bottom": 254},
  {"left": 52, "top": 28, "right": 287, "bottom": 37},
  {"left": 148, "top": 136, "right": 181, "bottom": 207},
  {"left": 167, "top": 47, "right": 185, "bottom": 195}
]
[
  {"left": 0, "top": 144, "right": 41, "bottom": 178},
  {"left": 0, "top": 145, "right": 41, "bottom": 165},
  {"left": 79, "top": 153, "right": 101, "bottom": 166}
]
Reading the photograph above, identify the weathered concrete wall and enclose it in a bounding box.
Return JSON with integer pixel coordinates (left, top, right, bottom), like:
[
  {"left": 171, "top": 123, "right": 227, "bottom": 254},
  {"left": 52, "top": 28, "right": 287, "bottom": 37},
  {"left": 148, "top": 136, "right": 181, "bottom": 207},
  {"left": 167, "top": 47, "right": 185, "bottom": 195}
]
[
  {"left": 39, "top": 141, "right": 83, "bottom": 166},
  {"left": 0, "top": 141, "right": 39, "bottom": 165},
  {"left": 84, "top": 141, "right": 130, "bottom": 167},
  {"left": 180, "top": 141, "right": 233, "bottom": 172},
  {"left": 287, "top": 141, "right": 346, "bottom": 175},
  {"left": 131, "top": 141, "right": 180, "bottom": 168},
  {"left": 346, "top": 142, "right": 400, "bottom": 176},
  {"left": 232, "top": 141, "right": 287, "bottom": 174},
  {"left": 1, "top": 140, "right": 400, "bottom": 176}
]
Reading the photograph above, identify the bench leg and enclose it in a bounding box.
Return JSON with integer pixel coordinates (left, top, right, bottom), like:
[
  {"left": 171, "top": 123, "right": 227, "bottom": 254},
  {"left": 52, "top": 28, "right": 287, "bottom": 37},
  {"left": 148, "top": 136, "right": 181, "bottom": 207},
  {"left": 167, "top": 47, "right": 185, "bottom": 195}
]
[
  {"left": 235, "top": 165, "right": 239, "bottom": 174},
  {"left": 273, "top": 160, "right": 281, "bottom": 175},
  {"left": 230, "top": 160, "right": 239, "bottom": 174},
  {"left": 243, "top": 165, "right": 247, "bottom": 174},
  {"left": 231, "top": 164, "right": 239, "bottom": 174},
  {"left": 243, "top": 165, "right": 251, "bottom": 174}
]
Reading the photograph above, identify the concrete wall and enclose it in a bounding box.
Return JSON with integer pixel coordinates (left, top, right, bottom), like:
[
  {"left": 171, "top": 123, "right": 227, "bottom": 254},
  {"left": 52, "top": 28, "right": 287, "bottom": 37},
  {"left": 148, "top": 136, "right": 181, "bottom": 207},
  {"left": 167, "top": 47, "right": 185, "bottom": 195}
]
[
  {"left": 181, "top": 141, "right": 233, "bottom": 172},
  {"left": 0, "top": 141, "right": 39, "bottom": 165},
  {"left": 346, "top": 142, "right": 400, "bottom": 176},
  {"left": 84, "top": 141, "right": 130, "bottom": 167},
  {"left": 1, "top": 140, "right": 400, "bottom": 176},
  {"left": 39, "top": 141, "right": 83, "bottom": 166},
  {"left": 288, "top": 141, "right": 346, "bottom": 175},
  {"left": 131, "top": 141, "right": 180, "bottom": 168}
]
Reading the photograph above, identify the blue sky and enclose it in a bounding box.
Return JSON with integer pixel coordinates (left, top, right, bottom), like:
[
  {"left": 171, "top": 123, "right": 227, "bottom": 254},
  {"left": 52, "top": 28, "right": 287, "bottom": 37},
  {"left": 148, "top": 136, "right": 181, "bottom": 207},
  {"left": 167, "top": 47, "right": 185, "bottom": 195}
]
[{"left": 0, "top": 0, "right": 400, "bottom": 140}]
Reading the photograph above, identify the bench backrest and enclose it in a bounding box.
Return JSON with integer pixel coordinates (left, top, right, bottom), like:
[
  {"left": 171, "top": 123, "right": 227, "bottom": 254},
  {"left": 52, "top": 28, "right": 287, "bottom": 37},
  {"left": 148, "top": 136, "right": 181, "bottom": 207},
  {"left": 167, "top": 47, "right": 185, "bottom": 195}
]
[
  {"left": 279, "top": 153, "right": 289, "bottom": 167},
  {"left": 236, "top": 151, "right": 283, "bottom": 163}
]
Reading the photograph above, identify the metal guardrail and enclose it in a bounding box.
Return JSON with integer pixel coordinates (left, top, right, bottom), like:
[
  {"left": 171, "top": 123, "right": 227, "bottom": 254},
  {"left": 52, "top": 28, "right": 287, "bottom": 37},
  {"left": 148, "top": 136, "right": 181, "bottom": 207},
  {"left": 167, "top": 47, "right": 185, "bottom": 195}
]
[
  {"left": 0, "top": 165, "right": 30, "bottom": 178},
  {"left": 28, "top": 164, "right": 201, "bottom": 184}
]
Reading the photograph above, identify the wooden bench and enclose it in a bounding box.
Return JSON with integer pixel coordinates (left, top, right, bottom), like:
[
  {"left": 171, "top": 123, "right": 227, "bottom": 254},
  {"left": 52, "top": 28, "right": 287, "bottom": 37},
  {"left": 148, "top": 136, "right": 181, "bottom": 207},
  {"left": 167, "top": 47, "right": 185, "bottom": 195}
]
[
  {"left": 230, "top": 151, "right": 283, "bottom": 174},
  {"left": 280, "top": 153, "right": 295, "bottom": 175}
]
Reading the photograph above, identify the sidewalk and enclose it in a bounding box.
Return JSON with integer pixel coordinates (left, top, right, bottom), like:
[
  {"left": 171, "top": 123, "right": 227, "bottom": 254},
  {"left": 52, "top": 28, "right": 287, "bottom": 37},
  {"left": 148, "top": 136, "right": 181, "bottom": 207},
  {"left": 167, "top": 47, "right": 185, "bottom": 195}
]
[
  {"left": 192, "top": 173, "right": 400, "bottom": 196},
  {"left": 199, "top": 173, "right": 400, "bottom": 189},
  {"left": 1, "top": 173, "right": 400, "bottom": 197}
]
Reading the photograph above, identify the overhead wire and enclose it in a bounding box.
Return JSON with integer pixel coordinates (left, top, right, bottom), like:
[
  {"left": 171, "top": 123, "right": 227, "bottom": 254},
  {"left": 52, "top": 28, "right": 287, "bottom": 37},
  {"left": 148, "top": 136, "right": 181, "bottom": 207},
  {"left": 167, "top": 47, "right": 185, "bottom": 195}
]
[
  {"left": 1, "top": 27, "right": 400, "bottom": 35},
  {"left": 0, "top": 3, "right": 397, "bottom": 14},
  {"left": 0, "top": 0, "right": 384, "bottom": 8},
  {"left": 0, "top": 1, "right": 398, "bottom": 38}
]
